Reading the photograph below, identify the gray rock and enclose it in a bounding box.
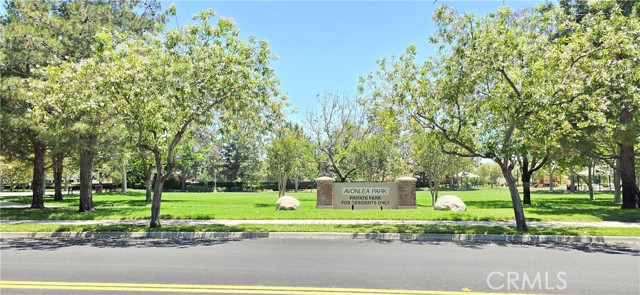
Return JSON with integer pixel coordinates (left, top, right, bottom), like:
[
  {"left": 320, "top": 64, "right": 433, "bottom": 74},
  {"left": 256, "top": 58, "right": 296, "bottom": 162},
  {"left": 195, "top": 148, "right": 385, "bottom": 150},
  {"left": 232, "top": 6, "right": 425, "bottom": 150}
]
[
  {"left": 276, "top": 196, "right": 300, "bottom": 211},
  {"left": 434, "top": 195, "right": 467, "bottom": 211}
]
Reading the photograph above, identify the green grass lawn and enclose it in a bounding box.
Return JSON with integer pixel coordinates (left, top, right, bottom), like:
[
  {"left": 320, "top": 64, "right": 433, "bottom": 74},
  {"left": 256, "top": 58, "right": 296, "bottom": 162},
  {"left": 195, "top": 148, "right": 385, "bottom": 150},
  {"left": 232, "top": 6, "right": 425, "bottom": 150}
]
[{"left": 1, "top": 188, "right": 638, "bottom": 222}]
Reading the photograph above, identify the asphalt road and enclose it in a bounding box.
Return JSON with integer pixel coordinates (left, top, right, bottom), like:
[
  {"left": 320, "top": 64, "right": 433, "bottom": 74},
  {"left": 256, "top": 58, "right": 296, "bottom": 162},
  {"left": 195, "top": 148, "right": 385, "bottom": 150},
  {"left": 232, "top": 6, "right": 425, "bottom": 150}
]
[{"left": 1, "top": 238, "right": 638, "bottom": 295}]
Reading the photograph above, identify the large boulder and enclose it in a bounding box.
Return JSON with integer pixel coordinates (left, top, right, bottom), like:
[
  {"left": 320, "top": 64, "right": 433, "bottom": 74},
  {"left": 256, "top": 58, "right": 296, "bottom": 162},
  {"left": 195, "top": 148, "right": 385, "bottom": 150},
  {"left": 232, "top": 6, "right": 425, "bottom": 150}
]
[
  {"left": 276, "top": 196, "right": 300, "bottom": 211},
  {"left": 434, "top": 195, "right": 467, "bottom": 211}
]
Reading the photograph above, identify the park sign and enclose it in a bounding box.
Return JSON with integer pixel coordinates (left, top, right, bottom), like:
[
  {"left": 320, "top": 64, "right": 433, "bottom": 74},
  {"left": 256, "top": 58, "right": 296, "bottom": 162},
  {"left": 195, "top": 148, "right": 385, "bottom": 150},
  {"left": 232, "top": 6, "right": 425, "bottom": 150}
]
[
  {"left": 315, "top": 177, "right": 417, "bottom": 209},
  {"left": 333, "top": 183, "right": 398, "bottom": 209}
]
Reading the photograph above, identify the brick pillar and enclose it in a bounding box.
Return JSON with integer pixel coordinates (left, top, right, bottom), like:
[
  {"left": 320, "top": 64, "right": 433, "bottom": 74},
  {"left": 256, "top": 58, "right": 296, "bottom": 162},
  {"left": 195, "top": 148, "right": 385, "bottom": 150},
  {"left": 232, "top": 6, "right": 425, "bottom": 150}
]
[
  {"left": 396, "top": 177, "right": 417, "bottom": 209},
  {"left": 315, "top": 177, "right": 334, "bottom": 209}
]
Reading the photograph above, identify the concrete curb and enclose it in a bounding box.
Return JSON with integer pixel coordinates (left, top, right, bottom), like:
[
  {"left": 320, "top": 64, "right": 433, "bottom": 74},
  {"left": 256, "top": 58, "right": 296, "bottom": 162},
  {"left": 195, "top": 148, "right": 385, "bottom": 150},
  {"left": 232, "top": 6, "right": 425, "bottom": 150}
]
[{"left": 1, "top": 232, "right": 638, "bottom": 245}]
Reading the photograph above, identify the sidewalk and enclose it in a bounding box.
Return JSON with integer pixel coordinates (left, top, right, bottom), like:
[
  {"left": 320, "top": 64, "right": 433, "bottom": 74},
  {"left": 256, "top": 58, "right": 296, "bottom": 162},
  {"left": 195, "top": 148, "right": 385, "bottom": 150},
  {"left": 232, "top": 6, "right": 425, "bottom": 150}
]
[{"left": 1, "top": 219, "right": 639, "bottom": 228}]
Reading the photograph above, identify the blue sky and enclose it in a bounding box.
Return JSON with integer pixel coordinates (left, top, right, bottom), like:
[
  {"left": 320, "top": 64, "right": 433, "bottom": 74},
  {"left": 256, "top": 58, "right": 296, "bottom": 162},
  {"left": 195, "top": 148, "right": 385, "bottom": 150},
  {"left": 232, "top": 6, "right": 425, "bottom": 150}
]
[
  {"left": 162, "top": 1, "right": 545, "bottom": 123},
  {"left": 1, "top": 1, "right": 546, "bottom": 122}
]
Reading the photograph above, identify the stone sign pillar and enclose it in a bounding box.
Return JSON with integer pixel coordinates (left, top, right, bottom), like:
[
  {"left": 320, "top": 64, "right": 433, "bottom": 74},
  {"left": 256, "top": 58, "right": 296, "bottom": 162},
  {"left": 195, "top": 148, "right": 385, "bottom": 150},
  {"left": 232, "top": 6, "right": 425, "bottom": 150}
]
[
  {"left": 396, "top": 176, "right": 417, "bottom": 209},
  {"left": 315, "top": 177, "right": 335, "bottom": 209}
]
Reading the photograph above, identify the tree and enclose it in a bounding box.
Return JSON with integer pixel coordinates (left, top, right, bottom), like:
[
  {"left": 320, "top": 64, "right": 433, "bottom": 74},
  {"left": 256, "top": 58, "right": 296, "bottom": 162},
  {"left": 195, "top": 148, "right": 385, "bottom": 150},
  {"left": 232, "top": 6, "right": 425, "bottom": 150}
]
[
  {"left": 267, "top": 123, "right": 310, "bottom": 197},
  {"left": 0, "top": 156, "right": 32, "bottom": 192},
  {"left": 476, "top": 162, "right": 503, "bottom": 187},
  {"left": 519, "top": 153, "right": 549, "bottom": 205},
  {"left": 93, "top": 127, "right": 136, "bottom": 195},
  {"left": 220, "top": 127, "right": 267, "bottom": 190},
  {"left": 289, "top": 151, "right": 316, "bottom": 192},
  {"left": 27, "top": 53, "right": 133, "bottom": 211},
  {"left": 306, "top": 92, "right": 366, "bottom": 182},
  {"left": 129, "top": 149, "right": 155, "bottom": 202},
  {"left": 171, "top": 125, "right": 223, "bottom": 192},
  {"left": 0, "top": 0, "right": 164, "bottom": 209},
  {"left": 357, "top": 91, "right": 415, "bottom": 183},
  {"left": 196, "top": 128, "right": 224, "bottom": 192},
  {"left": 560, "top": 1, "right": 640, "bottom": 208},
  {"left": 233, "top": 135, "right": 267, "bottom": 192},
  {"left": 362, "top": 5, "right": 577, "bottom": 231},
  {"left": 50, "top": 142, "right": 72, "bottom": 201},
  {"left": 449, "top": 157, "right": 477, "bottom": 189},
  {"left": 175, "top": 128, "right": 209, "bottom": 192},
  {"left": 0, "top": 77, "right": 48, "bottom": 207},
  {"left": 354, "top": 106, "right": 411, "bottom": 182},
  {"left": 411, "top": 129, "right": 454, "bottom": 205},
  {"left": 101, "top": 9, "right": 284, "bottom": 227}
]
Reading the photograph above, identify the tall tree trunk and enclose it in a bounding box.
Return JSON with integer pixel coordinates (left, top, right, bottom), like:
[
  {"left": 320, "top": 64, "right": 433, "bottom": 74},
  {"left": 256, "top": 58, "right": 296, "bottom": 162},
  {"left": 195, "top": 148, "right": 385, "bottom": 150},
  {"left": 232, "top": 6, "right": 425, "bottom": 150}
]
[
  {"left": 519, "top": 155, "right": 547, "bottom": 204},
  {"left": 149, "top": 152, "right": 173, "bottom": 227},
  {"left": 620, "top": 143, "right": 639, "bottom": 209},
  {"left": 180, "top": 172, "right": 187, "bottom": 192},
  {"left": 587, "top": 162, "right": 595, "bottom": 200},
  {"left": 280, "top": 177, "right": 285, "bottom": 197},
  {"left": 278, "top": 174, "right": 288, "bottom": 197},
  {"left": 521, "top": 157, "right": 531, "bottom": 205},
  {"left": 0, "top": 167, "right": 4, "bottom": 192},
  {"left": 145, "top": 170, "right": 153, "bottom": 202},
  {"left": 619, "top": 104, "right": 639, "bottom": 208},
  {"left": 147, "top": 120, "right": 190, "bottom": 227},
  {"left": 149, "top": 152, "right": 177, "bottom": 228},
  {"left": 613, "top": 161, "right": 622, "bottom": 204},
  {"left": 139, "top": 151, "right": 153, "bottom": 202},
  {"left": 549, "top": 170, "right": 554, "bottom": 192},
  {"left": 430, "top": 191, "right": 435, "bottom": 206},
  {"left": 430, "top": 180, "right": 440, "bottom": 206},
  {"left": 569, "top": 171, "right": 576, "bottom": 192},
  {"left": 294, "top": 178, "right": 299, "bottom": 192},
  {"left": 500, "top": 162, "right": 528, "bottom": 232},
  {"left": 78, "top": 134, "right": 96, "bottom": 212},
  {"left": 31, "top": 140, "right": 46, "bottom": 209},
  {"left": 522, "top": 172, "right": 532, "bottom": 205},
  {"left": 52, "top": 152, "right": 64, "bottom": 201},
  {"left": 150, "top": 177, "right": 164, "bottom": 227}
]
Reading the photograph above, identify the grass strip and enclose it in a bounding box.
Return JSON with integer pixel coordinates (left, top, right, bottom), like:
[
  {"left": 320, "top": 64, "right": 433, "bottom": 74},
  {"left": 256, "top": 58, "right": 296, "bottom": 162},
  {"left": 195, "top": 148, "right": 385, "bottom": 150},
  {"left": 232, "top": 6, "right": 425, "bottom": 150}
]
[{"left": 1, "top": 223, "right": 639, "bottom": 236}]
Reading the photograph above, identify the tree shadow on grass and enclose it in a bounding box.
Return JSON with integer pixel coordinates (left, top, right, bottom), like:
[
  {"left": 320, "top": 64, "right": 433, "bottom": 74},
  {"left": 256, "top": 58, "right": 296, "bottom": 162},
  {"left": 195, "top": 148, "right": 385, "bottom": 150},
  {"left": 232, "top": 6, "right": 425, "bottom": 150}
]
[
  {"left": 0, "top": 207, "right": 148, "bottom": 220},
  {"left": 520, "top": 197, "right": 637, "bottom": 222},
  {"left": 526, "top": 197, "right": 620, "bottom": 207},
  {"left": 254, "top": 203, "right": 273, "bottom": 208},
  {"left": 95, "top": 191, "right": 148, "bottom": 197},
  {"left": 462, "top": 200, "right": 514, "bottom": 209},
  {"left": 100, "top": 199, "right": 182, "bottom": 207},
  {"left": 108, "top": 200, "right": 152, "bottom": 207},
  {"left": 526, "top": 207, "right": 640, "bottom": 222},
  {"left": 532, "top": 190, "right": 616, "bottom": 196},
  {"left": 463, "top": 196, "right": 635, "bottom": 222}
]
